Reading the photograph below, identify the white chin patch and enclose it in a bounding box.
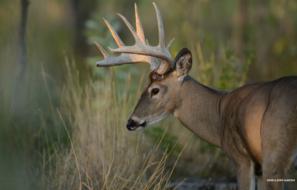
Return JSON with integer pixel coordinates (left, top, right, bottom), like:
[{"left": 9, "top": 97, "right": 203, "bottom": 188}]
[
  {"left": 131, "top": 116, "right": 145, "bottom": 124},
  {"left": 132, "top": 112, "right": 168, "bottom": 129},
  {"left": 177, "top": 75, "right": 185, "bottom": 82},
  {"left": 146, "top": 112, "right": 169, "bottom": 127}
]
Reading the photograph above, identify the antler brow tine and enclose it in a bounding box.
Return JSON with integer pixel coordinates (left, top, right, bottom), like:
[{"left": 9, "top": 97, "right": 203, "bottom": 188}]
[
  {"left": 167, "top": 38, "right": 175, "bottom": 49},
  {"left": 94, "top": 42, "right": 108, "bottom": 58}
]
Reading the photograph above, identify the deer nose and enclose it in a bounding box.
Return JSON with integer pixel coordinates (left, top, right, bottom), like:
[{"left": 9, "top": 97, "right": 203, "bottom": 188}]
[
  {"left": 126, "top": 118, "right": 146, "bottom": 131},
  {"left": 127, "top": 118, "right": 138, "bottom": 131}
]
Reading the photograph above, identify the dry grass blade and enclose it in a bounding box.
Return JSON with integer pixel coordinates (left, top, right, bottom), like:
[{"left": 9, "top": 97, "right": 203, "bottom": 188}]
[{"left": 43, "top": 60, "right": 179, "bottom": 190}]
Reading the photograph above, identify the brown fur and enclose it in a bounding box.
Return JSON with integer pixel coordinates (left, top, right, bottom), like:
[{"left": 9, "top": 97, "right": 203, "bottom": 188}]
[{"left": 128, "top": 49, "right": 297, "bottom": 190}]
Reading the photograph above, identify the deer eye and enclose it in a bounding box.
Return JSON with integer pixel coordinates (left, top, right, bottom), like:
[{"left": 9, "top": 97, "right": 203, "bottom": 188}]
[{"left": 151, "top": 88, "right": 160, "bottom": 96}]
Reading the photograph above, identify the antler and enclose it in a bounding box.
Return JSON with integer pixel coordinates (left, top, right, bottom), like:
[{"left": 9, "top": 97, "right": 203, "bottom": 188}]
[{"left": 95, "top": 2, "right": 174, "bottom": 74}]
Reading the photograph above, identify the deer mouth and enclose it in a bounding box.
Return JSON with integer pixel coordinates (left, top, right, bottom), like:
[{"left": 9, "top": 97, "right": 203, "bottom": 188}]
[{"left": 126, "top": 119, "right": 146, "bottom": 131}]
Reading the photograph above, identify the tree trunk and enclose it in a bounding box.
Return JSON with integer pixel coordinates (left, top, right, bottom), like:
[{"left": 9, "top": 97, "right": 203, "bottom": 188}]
[
  {"left": 71, "top": 0, "right": 88, "bottom": 57},
  {"left": 11, "top": 0, "right": 30, "bottom": 115},
  {"left": 19, "top": 0, "right": 29, "bottom": 68},
  {"left": 70, "top": 0, "right": 98, "bottom": 80}
]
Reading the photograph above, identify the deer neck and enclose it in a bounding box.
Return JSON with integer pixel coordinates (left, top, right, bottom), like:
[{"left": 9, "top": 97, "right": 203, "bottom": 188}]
[{"left": 173, "top": 76, "right": 225, "bottom": 147}]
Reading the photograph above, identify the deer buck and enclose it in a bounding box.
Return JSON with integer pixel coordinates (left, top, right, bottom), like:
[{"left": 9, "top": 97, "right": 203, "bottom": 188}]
[{"left": 95, "top": 3, "right": 297, "bottom": 190}]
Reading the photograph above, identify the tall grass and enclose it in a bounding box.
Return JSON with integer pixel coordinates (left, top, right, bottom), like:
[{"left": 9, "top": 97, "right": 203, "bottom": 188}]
[
  {"left": 39, "top": 34, "right": 251, "bottom": 189},
  {"left": 43, "top": 59, "right": 180, "bottom": 190}
]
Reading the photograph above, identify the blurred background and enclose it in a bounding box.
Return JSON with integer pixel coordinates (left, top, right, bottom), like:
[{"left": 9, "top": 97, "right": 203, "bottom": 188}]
[{"left": 0, "top": 0, "right": 296, "bottom": 189}]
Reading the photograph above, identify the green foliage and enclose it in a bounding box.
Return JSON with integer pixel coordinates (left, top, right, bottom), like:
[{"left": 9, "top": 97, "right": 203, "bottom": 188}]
[
  {"left": 0, "top": 0, "right": 297, "bottom": 189},
  {"left": 193, "top": 43, "right": 251, "bottom": 90},
  {"left": 144, "top": 126, "right": 182, "bottom": 156}
]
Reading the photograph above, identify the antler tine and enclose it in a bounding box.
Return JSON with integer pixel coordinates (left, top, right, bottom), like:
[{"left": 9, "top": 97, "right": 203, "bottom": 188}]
[
  {"left": 96, "top": 3, "right": 174, "bottom": 74},
  {"left": 110, "top": 46, "right": 172, "bottom": 63},
  {"left": 96, "top": 54, "right": 144, "bottom": 67},
  {"left": 153, "top": 2, "right": 165, "bottom": 48},
  {"left": 167, "top": 38, "right": 175, "bottom": 49},
  {"left": 134, "top": 3, "right": 145, "bottom": 43},
  {"left": 94, "top": 42, "right": 108, "bottom": 58},
  {"left": 95, "top": 41, "right": 135, "bottom": 67},
  {"left": 103, "top": 18, "right": 124, "bottom": 47},
  {"left": 117, "top": 14, "right": 142, "bottom": 43}
]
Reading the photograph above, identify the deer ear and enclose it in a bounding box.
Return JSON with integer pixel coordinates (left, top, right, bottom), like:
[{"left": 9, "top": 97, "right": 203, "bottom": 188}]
[{"left": 174, "top": 48, "right": 192, "bottom": 79}]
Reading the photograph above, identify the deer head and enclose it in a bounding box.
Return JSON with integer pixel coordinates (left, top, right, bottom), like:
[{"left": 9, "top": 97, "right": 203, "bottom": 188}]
[{"left": 96, "top": 3, "right": 193, "bottom": 130}]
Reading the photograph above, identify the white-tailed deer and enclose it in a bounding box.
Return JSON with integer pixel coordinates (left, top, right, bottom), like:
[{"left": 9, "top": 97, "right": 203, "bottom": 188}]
[{"left": 95, "top": 3, "right": 297, "bottom": 190}]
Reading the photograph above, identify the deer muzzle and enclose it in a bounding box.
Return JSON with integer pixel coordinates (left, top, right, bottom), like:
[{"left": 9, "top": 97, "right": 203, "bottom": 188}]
[{"left": 126, "top": 118, "right": 146, "bottom": 131}]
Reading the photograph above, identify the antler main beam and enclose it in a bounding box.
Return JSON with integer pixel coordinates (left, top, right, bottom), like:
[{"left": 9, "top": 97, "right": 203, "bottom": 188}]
[{"left": 95, "top": 2, "right": 174, "bottom": 74}]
